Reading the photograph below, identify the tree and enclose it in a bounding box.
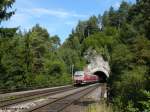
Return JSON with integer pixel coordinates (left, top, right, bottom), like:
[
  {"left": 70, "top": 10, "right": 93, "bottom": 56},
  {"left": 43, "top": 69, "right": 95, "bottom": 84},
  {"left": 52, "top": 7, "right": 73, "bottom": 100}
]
[
  {"left": 28, "top": 24, "right": 50, "bottom": 74},
  {"left": 108, "top": 7, "right": 119, "bottom": 27},
  {"left": 50, "top": 35, "right": 61, "bottom": 50},
  {"left": 118, "top": 1, "right": 131, "bottom": 27},
  {"left": 102, "top": 11, "right": 109, "bottom": 27},
  {"left": 132, "top": 36, "right": 150, "bottom": 65},
  {"left": 136, "top": 0, "right": 150, "bottom": 39},
  {"left": 0, "top": 28, "right": 17, "bottom": 38},
  {"left": 0, "top": 35, "right": 26, "bottom": 89},
  {"left": 84, "top": 16, "right": 100, "bottom": 37},
  {"left": 0, "top": 0, "right": 15, "bottom": 24}
]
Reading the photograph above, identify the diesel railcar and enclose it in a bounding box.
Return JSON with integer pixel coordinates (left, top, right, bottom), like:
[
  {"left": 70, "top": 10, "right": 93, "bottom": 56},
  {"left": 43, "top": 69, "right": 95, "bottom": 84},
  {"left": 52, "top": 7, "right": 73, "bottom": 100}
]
[{"left": 73, "top": 71, "right": 99, "bottom": 85}]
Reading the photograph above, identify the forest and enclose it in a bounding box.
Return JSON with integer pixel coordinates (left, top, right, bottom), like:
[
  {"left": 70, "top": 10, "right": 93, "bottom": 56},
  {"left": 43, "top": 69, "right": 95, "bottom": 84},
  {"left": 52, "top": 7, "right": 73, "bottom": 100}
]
[{"left": 0, "top": 0, "right": 150, "bottom": 111}]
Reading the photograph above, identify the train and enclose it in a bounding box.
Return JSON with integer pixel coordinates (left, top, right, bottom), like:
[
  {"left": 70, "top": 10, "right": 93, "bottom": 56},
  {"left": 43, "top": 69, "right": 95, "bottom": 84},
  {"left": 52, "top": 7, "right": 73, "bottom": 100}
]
[{"left": 73, "top": 71, "right": 99, "bottom": 85}]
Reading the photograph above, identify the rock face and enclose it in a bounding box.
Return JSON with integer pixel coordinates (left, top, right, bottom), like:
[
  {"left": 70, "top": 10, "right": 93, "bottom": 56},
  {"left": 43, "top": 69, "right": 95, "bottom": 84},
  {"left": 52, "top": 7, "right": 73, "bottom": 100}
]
[{"left": 84, "top": 54, "right": 110, "bottom": 78}]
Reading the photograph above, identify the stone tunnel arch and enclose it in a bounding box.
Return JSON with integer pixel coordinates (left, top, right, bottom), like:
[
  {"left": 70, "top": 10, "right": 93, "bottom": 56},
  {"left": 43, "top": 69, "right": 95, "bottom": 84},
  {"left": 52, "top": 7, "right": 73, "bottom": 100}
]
[
  {"left": 84, "top": 54, "right": 110, "bottom": 83},
  {"left": 93, "top": 71, "right": 107, "bottom": 83}
]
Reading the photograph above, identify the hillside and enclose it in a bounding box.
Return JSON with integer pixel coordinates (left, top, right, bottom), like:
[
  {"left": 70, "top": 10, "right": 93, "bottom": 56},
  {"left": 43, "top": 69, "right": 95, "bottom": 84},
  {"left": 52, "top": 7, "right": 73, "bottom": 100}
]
[{"left": 0, "top": 0, "right": 150, "bottom": 111}]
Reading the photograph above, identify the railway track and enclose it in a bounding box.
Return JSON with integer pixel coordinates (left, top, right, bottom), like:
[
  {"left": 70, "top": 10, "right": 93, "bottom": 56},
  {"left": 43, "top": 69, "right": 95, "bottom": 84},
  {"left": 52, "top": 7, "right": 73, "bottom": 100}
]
[
  {"left": 0, "top": 84, "right": 100, "bottom": 112},
  {"left": 0, "top": 85, "right": 74, "bottom": 108},
  {"left": 23, "top": 83, "right": 99, "bottom": 112}
]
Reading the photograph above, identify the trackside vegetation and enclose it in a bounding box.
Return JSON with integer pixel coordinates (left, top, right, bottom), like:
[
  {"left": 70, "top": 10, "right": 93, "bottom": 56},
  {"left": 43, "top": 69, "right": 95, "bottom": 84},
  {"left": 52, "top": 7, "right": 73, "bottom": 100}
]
[
  {"left": 87, "top": 101, "right": 113, "bottom": 112},
  {"left": 0, "top": 0, "right": 150, "bottom": 111}
]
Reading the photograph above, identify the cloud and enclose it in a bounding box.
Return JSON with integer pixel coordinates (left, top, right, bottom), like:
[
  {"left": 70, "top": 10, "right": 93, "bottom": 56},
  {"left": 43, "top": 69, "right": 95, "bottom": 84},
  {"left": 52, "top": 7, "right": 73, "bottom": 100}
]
[
  {"left": 2, "top": 7, "right": 88, "bottom": 33},
  {"left": 2, "top": 7, "right": 88, "bottom": 28},
  {"left": 2, "top": 2, "right": 89, "bottom": 42},
  {"left": 72, "top": 13, "right": 87, "bottom": 18},
  {"left": 29, "top": 8, "right": 69, "bottom": 18},
  {"left": 65, "top": 21, "right": 77, "bottom": 26},
  {"left": 2, "top": 13, "right": 30, "bottom": 29},
  {"left": 26, "top": 8, "right": 88, "bottom": 19},
  {"left": 113, "top": 2, "right": 121, "bottom": 9}
]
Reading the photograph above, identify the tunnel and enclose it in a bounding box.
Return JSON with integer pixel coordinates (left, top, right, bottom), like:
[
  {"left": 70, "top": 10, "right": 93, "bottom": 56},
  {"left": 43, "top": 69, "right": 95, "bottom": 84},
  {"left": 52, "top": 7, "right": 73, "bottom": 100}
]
[{"left": 93, "top": 71, "right": 107, "bottom": 83}]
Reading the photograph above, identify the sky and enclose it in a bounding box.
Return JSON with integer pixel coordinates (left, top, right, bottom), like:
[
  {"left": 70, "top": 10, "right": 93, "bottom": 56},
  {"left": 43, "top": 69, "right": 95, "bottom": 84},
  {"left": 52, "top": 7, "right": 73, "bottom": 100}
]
[{"left": 2, "top": 0, "right": 135, "bottom": 42}]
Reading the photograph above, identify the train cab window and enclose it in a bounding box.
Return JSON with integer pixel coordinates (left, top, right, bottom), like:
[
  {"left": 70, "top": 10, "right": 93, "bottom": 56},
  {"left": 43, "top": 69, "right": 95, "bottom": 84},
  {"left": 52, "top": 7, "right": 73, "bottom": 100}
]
[{"left": 74, "top": 71, "right": 84, "bottom": 76}]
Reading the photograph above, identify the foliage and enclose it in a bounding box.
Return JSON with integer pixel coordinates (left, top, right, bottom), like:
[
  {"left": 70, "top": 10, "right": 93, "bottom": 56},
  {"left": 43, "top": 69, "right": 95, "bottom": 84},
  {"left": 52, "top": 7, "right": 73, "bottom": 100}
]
[
  {"left": 0, "top": 0, "right": 15, "bottom": 23},
  {"left": 0, "top": 25, "right": 72, "bottom": 89},
  {"left": 61, "top": 1, "right": 150, "bottom": 111},
  {"left": 87, "top": 101, "right": 113, "bottom": 112},
  {"left": 0, "top": 0, "right": 150, "bottom": 111},
  {"left": 138, "top": 90, "right": 150, "bottom": 112}
]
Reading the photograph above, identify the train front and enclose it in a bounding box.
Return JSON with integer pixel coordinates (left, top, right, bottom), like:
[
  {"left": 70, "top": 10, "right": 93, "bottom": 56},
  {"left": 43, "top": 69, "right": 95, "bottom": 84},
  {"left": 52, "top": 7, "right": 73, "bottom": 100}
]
[{"left": 73, "top": 71, "right": 84, "bottom": 85}]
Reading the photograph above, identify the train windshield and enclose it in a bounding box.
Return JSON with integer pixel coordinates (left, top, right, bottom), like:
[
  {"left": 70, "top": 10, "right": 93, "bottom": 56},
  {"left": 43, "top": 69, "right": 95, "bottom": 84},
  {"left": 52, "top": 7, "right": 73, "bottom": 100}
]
[{"left": 74, "top": 71, "right": 84, "bottom": 76}]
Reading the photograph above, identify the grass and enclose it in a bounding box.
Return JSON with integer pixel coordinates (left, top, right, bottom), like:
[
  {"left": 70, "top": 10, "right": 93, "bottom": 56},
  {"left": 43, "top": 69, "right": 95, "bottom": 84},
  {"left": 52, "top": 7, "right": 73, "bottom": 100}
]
[{"left": 86, "top": 101, "right": 113, "bottom": 112}]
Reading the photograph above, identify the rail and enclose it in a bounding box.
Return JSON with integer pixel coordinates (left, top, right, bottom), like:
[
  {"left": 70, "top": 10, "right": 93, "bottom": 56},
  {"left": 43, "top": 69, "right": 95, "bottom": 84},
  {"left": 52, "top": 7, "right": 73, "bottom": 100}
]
[
  {"left": 24, "top": 83, "right": 100, "bottom": 112},
  {"left": 0, "top": 85, "right": 74, "bottom": 108}
]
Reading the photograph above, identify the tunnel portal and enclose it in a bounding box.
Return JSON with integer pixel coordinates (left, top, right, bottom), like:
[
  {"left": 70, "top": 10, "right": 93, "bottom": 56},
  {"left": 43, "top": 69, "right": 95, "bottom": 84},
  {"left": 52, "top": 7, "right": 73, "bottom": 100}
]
[
  {"left": 84, "top": 55, "right": 110, "bottom": 83},
  {"left": 93, "top": 71, "right": 107, "bottom": 83}
]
